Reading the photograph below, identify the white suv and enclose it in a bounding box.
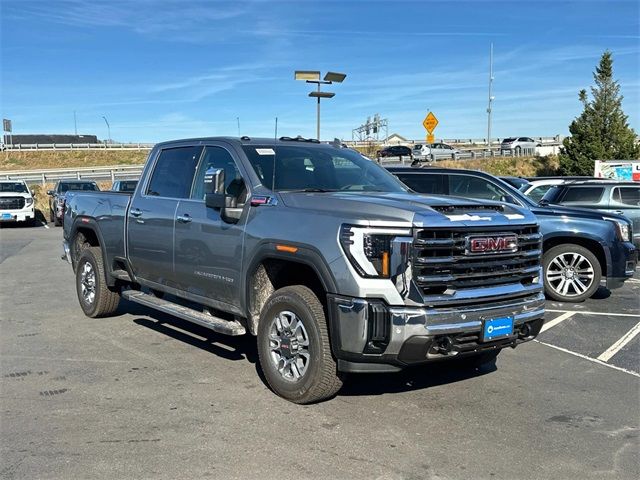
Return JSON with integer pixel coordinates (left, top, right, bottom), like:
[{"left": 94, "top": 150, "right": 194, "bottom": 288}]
[{"left": 0, "top": 180, "right": 36, "bottom": 226}]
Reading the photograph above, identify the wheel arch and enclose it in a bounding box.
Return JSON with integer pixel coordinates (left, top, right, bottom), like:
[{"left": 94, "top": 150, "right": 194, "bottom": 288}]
[{"left": 543, "top": 235, "right": 609, "bottom": 278}]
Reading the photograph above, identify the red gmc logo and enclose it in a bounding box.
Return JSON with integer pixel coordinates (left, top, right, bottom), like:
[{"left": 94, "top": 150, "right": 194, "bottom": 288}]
[{"left": 467, "top": 235, "right": 518, "bottom": 254}]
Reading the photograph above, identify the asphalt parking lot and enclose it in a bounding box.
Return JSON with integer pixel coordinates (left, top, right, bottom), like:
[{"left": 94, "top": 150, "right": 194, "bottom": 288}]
[{"left": 1, "top": 223, "right": 639, "bottom": 480}]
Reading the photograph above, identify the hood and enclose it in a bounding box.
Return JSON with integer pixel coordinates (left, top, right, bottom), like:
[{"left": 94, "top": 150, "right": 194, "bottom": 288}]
[
  {"left": 279, "top": 191, "right": 537, "bottom": 228},
  {"left": 534, "top": 203, "right": 628, "bottom": 222}
]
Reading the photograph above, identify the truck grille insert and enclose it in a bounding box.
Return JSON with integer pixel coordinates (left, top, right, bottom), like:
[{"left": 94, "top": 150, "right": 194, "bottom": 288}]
[
  {"left": 0, "top": 197, "right": 25, "bottom": 210},
  {"left": 412, "top": 225, "right": 541, "bottom": 296}
]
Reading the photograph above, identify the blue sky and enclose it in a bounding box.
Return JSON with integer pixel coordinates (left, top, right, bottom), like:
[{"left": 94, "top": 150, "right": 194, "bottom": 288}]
[{"left": 1, "top": 0, "right": 639, "bottom": 142}]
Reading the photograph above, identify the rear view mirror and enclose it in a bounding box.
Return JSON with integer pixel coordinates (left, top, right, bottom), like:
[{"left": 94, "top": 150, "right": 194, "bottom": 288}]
[{"left": 204, "top": 167, "right": 224, "bottom": 195}]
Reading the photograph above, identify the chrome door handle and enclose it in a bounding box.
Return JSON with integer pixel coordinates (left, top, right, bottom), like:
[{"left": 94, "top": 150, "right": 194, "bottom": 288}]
[
  {"left": 130, "top": 208, "right": 142, "bottom": 217},
  {"left": 177, "top": 214, "right": 192, "bottom": 223}
]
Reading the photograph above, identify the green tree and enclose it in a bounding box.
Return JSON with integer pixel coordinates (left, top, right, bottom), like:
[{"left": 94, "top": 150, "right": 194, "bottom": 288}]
[{"left": 559, "top": 51, "right": 640, "bottom": 175}]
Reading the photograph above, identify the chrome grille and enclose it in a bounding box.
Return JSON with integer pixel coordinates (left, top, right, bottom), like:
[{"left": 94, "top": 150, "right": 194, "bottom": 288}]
[
  {"left": 0, "top": 196, "right": 25, "bottom": 209},
  {"left": 413, "top": 225, "right": 541, "bottom": 296}
]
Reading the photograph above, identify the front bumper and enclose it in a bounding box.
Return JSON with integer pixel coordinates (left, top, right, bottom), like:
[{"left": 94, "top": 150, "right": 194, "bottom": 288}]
[
  {"left": 328, "top": 293, "right": 545, "bottom": 373},
  {"left": 0, "top": 208, "right": 35, "bottom": 222},
  {"left": 606, "top": 241, "right": 637, "bottom": 290}
]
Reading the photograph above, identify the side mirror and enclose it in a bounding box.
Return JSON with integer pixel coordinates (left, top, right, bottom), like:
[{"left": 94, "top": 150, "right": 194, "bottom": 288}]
[
  {"left": 47, "top": 190, "right": 54, "bottom": 196},
  {"left": 203, "top": 167, "right": 242, "bottom": 223},
  {"left": 503, "top": 194, "right": 517, "bottom": 204}
]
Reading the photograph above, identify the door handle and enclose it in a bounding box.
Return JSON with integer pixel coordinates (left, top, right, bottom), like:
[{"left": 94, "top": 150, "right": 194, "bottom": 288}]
[
  {"left": 177, "top": 214, "right": 192, "bottom": 223},
  {"left": 130, "top": 208, "right": 142, "bottom": 217},
  {"left": 613, "top": 210, "right": 624, "bottom": 215}
]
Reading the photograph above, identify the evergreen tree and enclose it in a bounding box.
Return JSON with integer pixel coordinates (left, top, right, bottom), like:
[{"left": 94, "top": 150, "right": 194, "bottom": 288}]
[{"left": 559, "top": 51, "right": 639, "bottom": 175}]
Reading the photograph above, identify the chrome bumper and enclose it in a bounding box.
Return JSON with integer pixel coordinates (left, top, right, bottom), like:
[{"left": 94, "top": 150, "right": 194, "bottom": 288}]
[{"left": 329, "top": 292, "right": 545, "bottom": 366}]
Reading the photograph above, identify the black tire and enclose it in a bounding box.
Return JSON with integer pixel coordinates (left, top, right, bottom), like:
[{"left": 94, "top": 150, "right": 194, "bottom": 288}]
[
  {"left": 49, "top": 208, "right": 54, "bottom": 223},
  {"left": 257, "top": 285, "right": 343, "bottom": 404},
  {"left": 456, "top": 349, "right": 501, "bottom": 369},
  {"left": 76, "top": 246, "right": 120, "bottom": 318},
  {"left": 543, "top": 244, "right": 601, "bottom": 302},
  {"left": 514, "top": 146, "right": 521, "bottom": 155}
]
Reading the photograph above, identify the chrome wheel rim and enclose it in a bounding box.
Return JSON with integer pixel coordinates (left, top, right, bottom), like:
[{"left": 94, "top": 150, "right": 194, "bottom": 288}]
[
  {"left": 268, "top": 310, "right": 310, "bottom": 382},
  {"left": 546, "top": 252, "right": 594, "bottom": 297},
  {"left": 80, "top": 261, "right": 96, "bottom": 304}
]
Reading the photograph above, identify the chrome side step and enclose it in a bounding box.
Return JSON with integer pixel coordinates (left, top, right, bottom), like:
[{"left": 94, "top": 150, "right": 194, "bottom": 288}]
[{"left": 121, "top": 290, "right": 246, "bottom": 336}]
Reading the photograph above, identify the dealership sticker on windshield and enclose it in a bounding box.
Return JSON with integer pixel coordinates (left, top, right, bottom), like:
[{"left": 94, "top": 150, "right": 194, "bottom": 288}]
[{"left": 256, "top": 148, "right": 275, "bottom": 155}]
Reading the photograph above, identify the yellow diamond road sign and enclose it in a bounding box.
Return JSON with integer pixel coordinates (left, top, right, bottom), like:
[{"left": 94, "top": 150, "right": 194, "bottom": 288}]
[{"left": 423, "top": 112, "right": 438, "bottom": 134}]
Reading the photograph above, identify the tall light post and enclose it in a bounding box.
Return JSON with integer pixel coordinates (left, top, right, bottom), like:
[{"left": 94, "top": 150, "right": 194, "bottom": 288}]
[
  {"left": 294, "top": 70, "right": 346, "bottom": 140},
  {"left": 486, "top": 43, "right": 494, "bottom": 147},
  {"left": 102, "top": 115, "right": 111, "bottom": 144}
]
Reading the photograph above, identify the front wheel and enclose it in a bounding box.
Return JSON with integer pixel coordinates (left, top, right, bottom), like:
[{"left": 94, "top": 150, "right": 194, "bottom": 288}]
[
  {"left": 257, "top": 285, "right": 343, "bottom": 404},
  {"left": 543, "top": 244, "right": 601, "bottom": 302},
  {"left": 76, "top": 247, "right": 120, "bottom": 317}
]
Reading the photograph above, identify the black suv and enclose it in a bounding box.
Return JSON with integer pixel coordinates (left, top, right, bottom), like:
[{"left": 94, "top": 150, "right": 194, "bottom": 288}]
[
  {"left": 48, "top": 180, "right": 99, "bottom": 226},
  {"left": 376, "top": 145, "right": 412, "bottom": 158},
  {"left": 387, "top": 167, "right": 637, "bottom": 302}
]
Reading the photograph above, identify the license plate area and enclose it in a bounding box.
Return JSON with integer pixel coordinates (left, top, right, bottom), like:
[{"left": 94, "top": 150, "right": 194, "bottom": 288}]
[
  {"left": 482, "top": 316, "right": 514, "bottom": 342},
  {"left": 1, "top": 213, "right": 13, "bottom": 220}
]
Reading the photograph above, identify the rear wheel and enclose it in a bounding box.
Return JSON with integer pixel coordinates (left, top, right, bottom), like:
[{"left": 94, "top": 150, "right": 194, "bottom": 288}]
[
  {"left": 257, "top": 285, "right": 343, "bottom": 404},
  {"left": 514, "top": 146, "right": 522, "bottom": 155},
  {"left": 76, "top": 247, "right": 120, "bottom": 318},
  {"left": 543, "top": 244, "right": 601, "bottom": 302}
]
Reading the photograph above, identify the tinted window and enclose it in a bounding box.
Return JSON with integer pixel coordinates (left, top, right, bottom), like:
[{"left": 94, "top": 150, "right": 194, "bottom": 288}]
[
  {"left": 242, "top": 145, "right": 405, "bottom": 193},
  {"left": 0, "top": 182, "right": 27, "bottom": 193},
  {"left": 60, "top": 182, "right": 98, "bottom": 192},
  {"left": 560, "top": 186, "right": 604, "bottom": 203},
  {"left": 449, "top": 175, "right": 506, "bottom": 201},
  {"left": 146, "top": 146, "right": 202, "bottom": 198},
  {"left": 192, "top": 146, "right": 245, "bottom": 200},
  {"left": 118, "top": 181, "right": 138, "bottom": 192},
  {"left": 527, "top": 185, "right": 554, "bottom": 203},
  {"left": 613, "top": 187, "right": 640, "bottom": 206},
  {"left": 395, "top": 173, "right": 446, "bottom": 195}
]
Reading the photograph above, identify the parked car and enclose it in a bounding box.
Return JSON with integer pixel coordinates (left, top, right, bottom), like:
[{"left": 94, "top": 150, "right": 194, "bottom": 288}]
[
  {"left": 500, "top": 137, "right": 540, "bottom": 154},
  {"left": 500, "top": 176, "right": 531, "bottom": 190},
  {"left": 376, "top": 145, "right": 412, "bottom": 158},
  {"left": 0, "top": 180, "right": 36, "bottom": 226},
  {"left": 540, "top": 181, "right": 640, "bottom": 248},
  {"left": 63, "top": 136, "right": 546, "bottom": 404},
  {"left": 48, "top": 180, "right": 99, "bottom": 226},
  {"left": 413, "top": 143, "right": 460, "bottom": 161},
  {"left": 111, "top": 180, "right": 138, "bottom": 193},
  {"left": 387, "top": 167, "right": 637, "bottom": 302},
  {"left": 521, "top": 177, "right": 597, "bottom": 203}
]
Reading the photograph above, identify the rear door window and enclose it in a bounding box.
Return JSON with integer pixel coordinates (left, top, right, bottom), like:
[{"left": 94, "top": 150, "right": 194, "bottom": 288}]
[
  {"left": 612, "top": 186, "right": 640, "bottom": 206},
  {"left": 396, "top": 173, "right": 446, "bottom": 195},
  {"left": 449, "top": 174, "right": 506, "bottom": 201},
  {"left": 560, "top": 186, "right": 605, "bottom": 203},
  {"left": 146, "top": 146, "right": 203, "bottom": 198}
]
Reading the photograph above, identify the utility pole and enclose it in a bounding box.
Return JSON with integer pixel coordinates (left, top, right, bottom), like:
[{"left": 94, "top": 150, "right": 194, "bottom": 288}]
[
  {"left": 487, "top": 43, "right": 494, "bottom": 147},
  {"left": 102, "top": 116, "right": 111, "bottom": 144},
  {"left": 236, "top": 117, "right": 241, "bottom": 137},
  {"left": 74, "top": 111, "right": 78, "bottom": 136}
]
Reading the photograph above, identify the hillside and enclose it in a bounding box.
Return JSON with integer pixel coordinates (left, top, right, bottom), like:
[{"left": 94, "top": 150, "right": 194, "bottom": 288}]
[{"left": 0, "top": 150, "right": 149, "bottom": 171}]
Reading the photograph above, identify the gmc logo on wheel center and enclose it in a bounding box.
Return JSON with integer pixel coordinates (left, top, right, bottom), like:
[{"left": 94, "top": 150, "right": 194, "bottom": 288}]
[{"left": 467, "top": 235, "right": 518, "bottom": 254}]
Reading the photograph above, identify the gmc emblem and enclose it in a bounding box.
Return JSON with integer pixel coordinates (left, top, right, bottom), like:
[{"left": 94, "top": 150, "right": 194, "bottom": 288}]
[{"left": 466, "top": 235, "right": 518, "bottom": 254}]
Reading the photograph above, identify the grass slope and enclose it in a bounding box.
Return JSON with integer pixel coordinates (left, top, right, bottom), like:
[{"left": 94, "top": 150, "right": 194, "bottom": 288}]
[{"left": 0, "top": 150, "right": 148, "bottom": 171}]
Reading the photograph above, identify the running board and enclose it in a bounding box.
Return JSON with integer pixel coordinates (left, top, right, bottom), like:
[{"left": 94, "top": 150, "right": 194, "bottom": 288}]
[{"left": 121, "top": 290, "right": 246, "bottom": 336}]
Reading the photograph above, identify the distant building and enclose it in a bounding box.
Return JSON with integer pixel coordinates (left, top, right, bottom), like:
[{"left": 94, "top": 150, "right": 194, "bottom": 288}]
[
  {"left": 10, "top": 134, "right": 99, "bottom": 144},
  {"left": 383, "top": 133, "right": 408, "bottom": 145}
]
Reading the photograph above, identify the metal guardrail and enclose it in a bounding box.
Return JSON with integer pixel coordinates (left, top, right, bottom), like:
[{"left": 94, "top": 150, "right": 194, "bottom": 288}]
[
  {"left": 2, "top": 143, "right": 154, "bottom": 151},
  {"left": 374, "top": 147, "right": 541, "bottom": 165},
  {"left": 0, "top": 164, "right": 144, "bottom": 185}
]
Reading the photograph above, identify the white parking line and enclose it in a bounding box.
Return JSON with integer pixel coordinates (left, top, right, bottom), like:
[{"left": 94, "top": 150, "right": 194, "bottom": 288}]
[
  {"left": 540, "top": 311, "right": 576, "bottom": 333},
  {"left": 546, "top": 309, "right": 640, "bottom": 318},
  {"left": 597, "top": 321, "right": 640, "bottom": 362},
  {"left": 535, "top": 340, "right": 640, "bottom": 378}
]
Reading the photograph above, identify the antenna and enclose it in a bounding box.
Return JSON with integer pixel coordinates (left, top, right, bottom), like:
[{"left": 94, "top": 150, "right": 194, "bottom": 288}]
[{"left": 271, "top": 117, "right": 278, "bottom": 191}]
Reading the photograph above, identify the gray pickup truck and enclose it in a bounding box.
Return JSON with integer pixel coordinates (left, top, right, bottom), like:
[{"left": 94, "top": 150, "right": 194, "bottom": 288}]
[{"left": 63, "top": 136, "right": 545, "bottom": 403}]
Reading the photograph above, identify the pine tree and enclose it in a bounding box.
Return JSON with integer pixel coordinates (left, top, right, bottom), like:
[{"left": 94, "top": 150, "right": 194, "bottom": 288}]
[{"left": 559, "top": 51, "right": 639, "bottom": 175}]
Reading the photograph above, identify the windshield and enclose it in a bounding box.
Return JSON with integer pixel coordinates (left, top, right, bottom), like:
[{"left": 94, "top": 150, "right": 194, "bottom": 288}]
[
  {"left": 502, "top": 137, "right": 516, "bottom": 143},
  {"left": 116, "top": 181, "right": 138, "bottom": 192},
  {"left": 0, "top": 182, "right": 28, "bottom": 193},
  {"left": 242, "top": 144, "right": 407, "bottom": 193},
  {"left": 60, "top": 182, "right": 99, "bottom": 193}
]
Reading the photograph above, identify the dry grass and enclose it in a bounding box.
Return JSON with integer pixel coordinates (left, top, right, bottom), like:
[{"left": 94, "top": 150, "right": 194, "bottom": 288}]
[
  {"left": 435, "top": 155, "right": 560, "bottom": 177},
  {"left": 0, "top": 150, "right": 148, "bottom": 171}
]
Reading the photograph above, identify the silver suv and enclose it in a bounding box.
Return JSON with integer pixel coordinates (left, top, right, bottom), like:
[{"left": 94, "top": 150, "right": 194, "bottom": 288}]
[{"left": 500, "top": 137, "right": 540, "bottom": 154}]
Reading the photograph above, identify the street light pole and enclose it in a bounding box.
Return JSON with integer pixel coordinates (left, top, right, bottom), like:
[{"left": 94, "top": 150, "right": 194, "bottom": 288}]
[
  {"left": 294, "top": 71, "right": 346, "bottom": 141},
  {"left": 102, "top": 116, "right": 111, "bottom": 144},
  {"left": 487, "top": 43, "right": 494, "bottom": 147}
]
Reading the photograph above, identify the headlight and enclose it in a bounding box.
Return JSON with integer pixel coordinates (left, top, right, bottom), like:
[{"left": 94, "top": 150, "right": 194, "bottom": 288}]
[
  {"left": 340, "top": 225, "right": 412, "bottom": 278},
  {"left": 604, "top": 217, "right": 632, "bottom": 242},
  {"left": 25, "top": 197, "right": 34, "bottom": 206}
]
